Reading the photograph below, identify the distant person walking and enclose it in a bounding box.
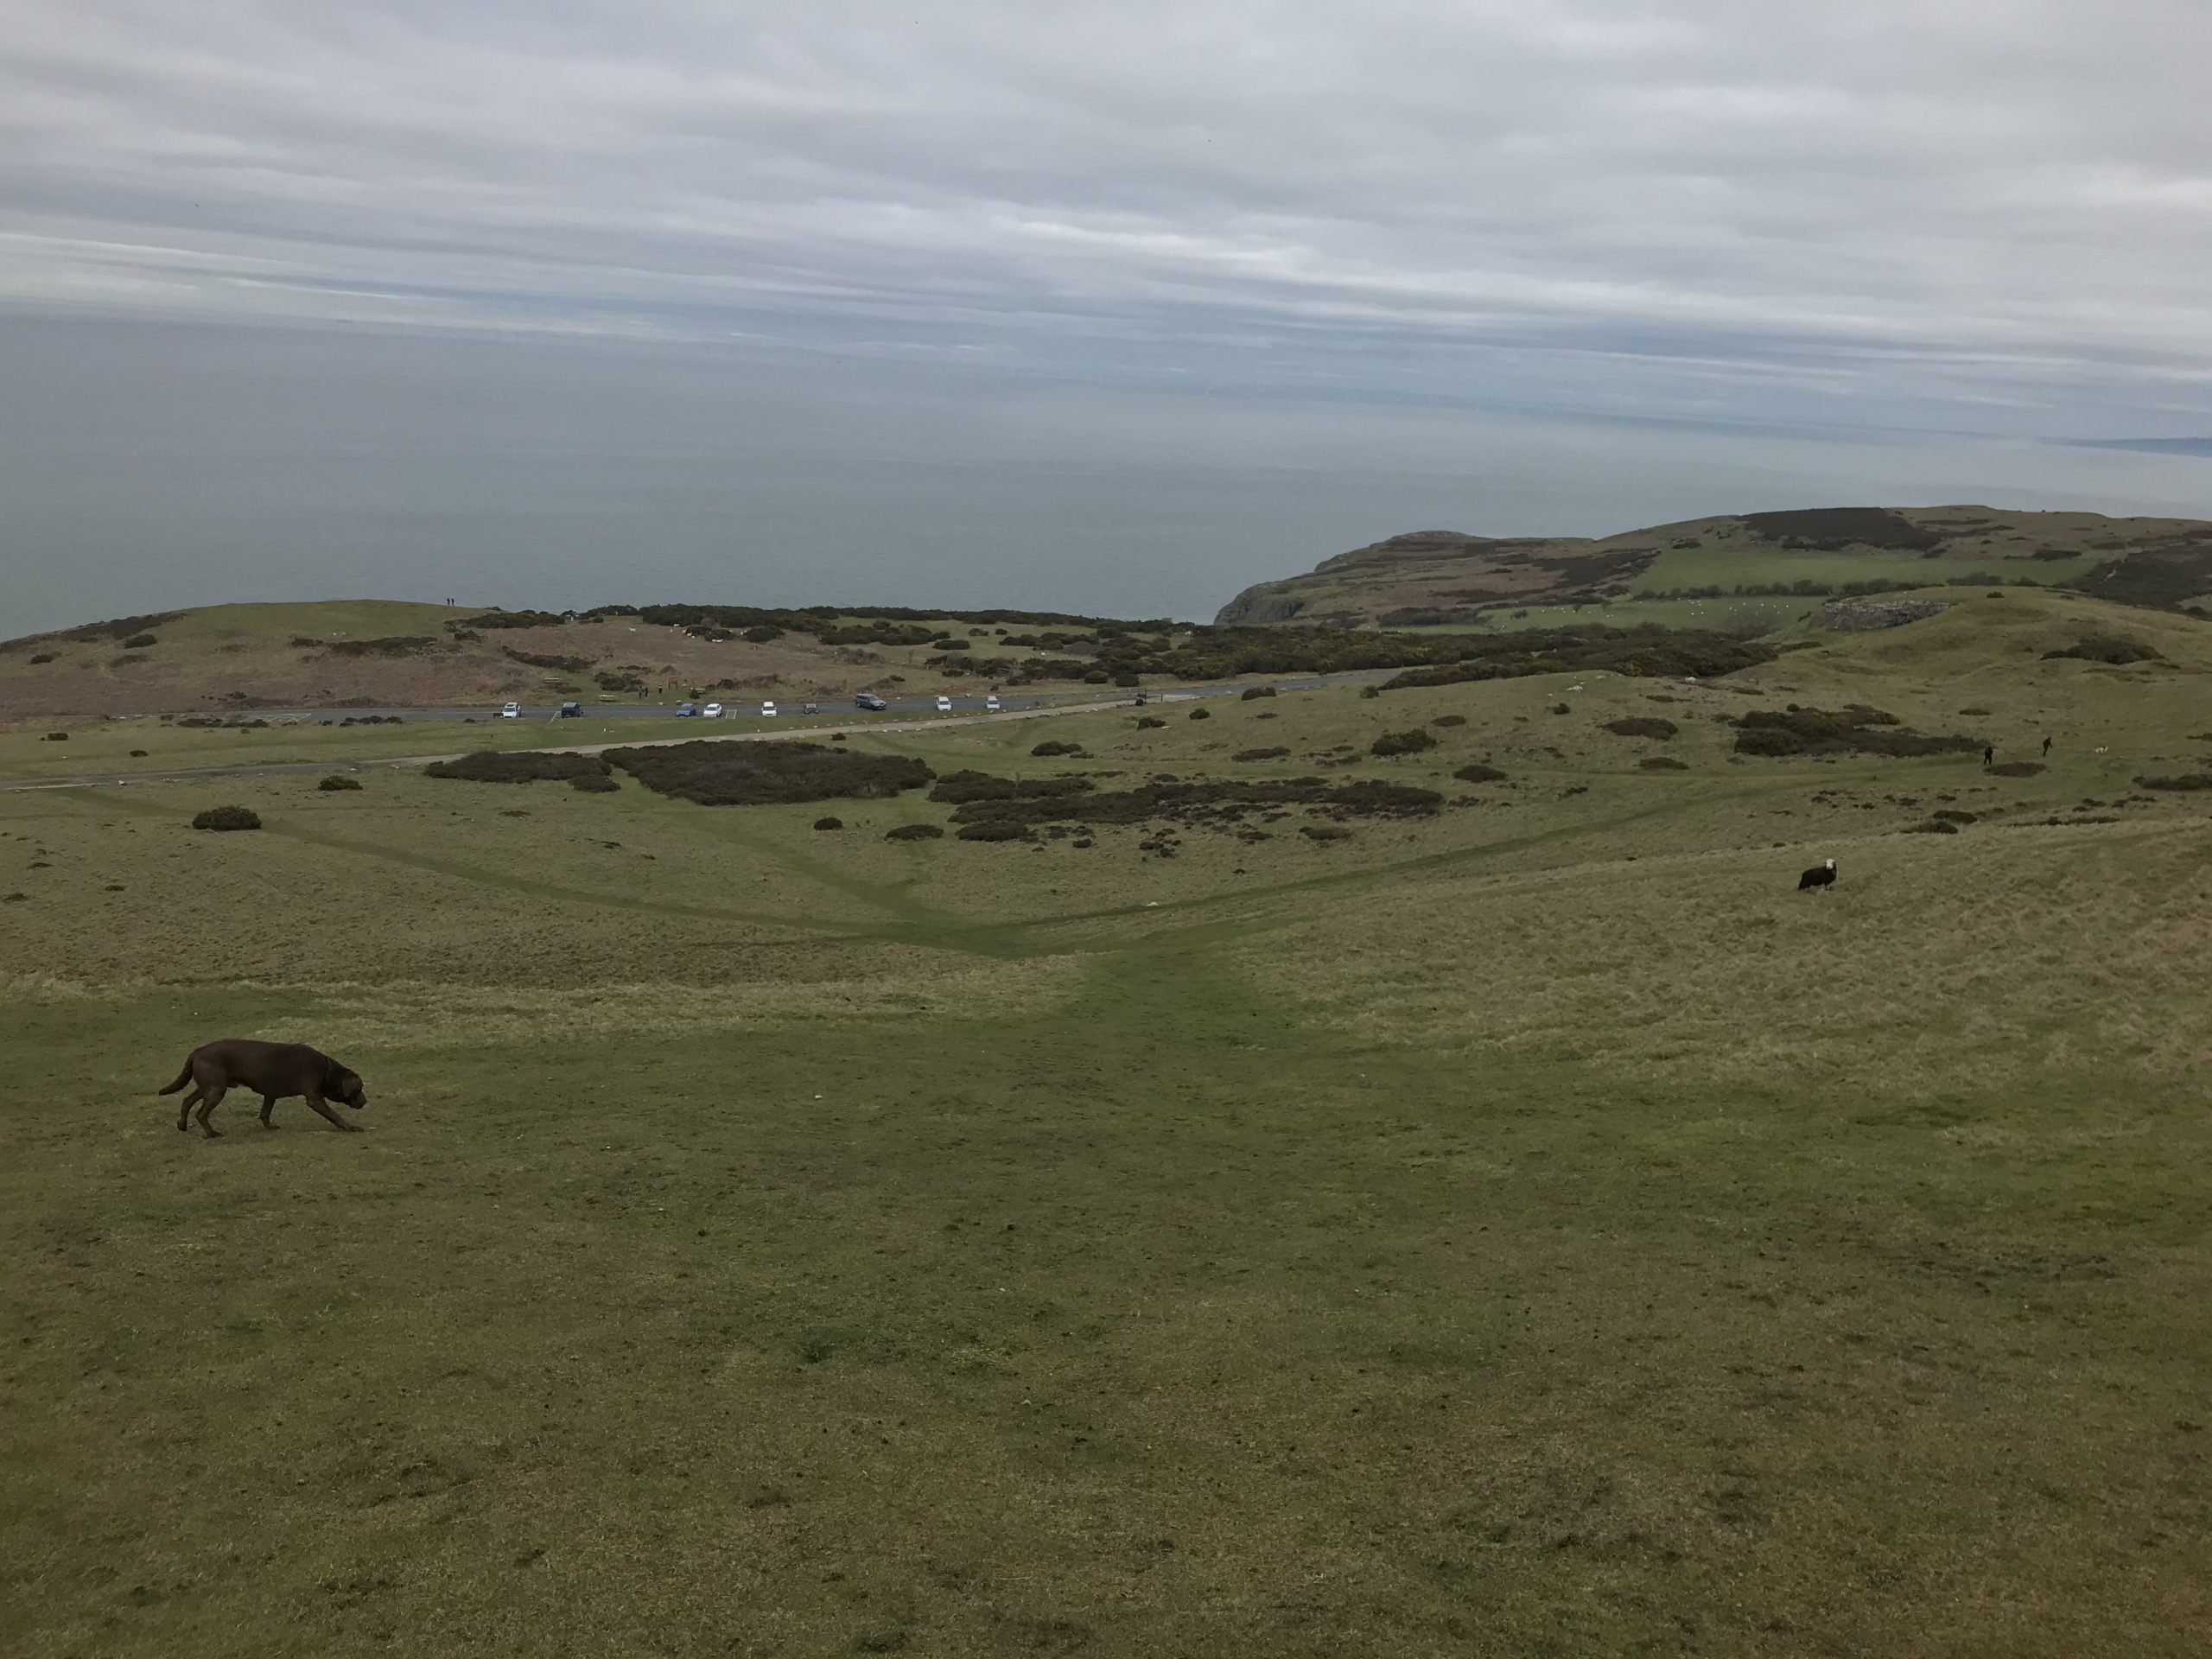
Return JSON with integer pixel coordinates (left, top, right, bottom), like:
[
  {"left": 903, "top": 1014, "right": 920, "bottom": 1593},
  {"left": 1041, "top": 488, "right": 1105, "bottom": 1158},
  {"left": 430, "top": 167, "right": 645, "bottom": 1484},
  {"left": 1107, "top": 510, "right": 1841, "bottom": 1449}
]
[
  {"left": 2043, "top": 735, "right": 2052, "bottom": 757},
  {"left": 1983, "top": 745, "right": 1994, "bottom": 770}
]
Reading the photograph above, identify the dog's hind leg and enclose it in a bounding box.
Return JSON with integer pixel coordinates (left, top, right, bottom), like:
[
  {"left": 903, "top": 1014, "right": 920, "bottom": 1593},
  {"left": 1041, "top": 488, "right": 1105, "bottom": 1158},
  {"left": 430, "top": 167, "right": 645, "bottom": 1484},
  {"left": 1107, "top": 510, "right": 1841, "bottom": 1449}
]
[
  {"left": 194, "top": 1084, "right": 228, "bottom": 1138},
  {"left": 259, "top": 1094, "right": 280, "bottom": 1128},
  {"left": 303, "top": 1093, "right": 359, "bottom": 1134},
  {"left": 176, "top": 1087, "right": 202, "bottom": 1132}
]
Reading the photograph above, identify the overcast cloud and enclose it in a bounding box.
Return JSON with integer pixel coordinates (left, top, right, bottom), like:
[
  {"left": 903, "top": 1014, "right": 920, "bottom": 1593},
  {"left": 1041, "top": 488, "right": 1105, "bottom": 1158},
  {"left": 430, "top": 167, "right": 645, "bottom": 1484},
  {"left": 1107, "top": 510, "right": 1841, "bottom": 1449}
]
[{"left": 4, "top": 3, "right": 2212, "bottom": 632}]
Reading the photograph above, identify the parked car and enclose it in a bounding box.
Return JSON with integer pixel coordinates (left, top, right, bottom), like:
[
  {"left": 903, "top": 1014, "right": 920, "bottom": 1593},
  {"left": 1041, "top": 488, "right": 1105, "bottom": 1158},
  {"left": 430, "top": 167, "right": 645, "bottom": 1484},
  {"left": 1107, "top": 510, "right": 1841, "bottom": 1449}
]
[
  {"left": 855, "top": 692, "right": 888, "bottom": 712},
  {"left": 761, "top": 701, "right": 778, "bottom": 717},
  {"left": 936, "top": 695, "right": 954, "bottom": 714},
  {"left": 499, "top": 702, "right": 521, "bottom": 719},
  {"left": 802, "top": 702, "right": 818, "bottom": 715},
  {"left": 557, "top": 702, "right": 581, "bottom": 718},
  {"left": 702, "top": 702, "right": 724, "bottom": 719},
  {"left": 984, "top": 695, "right": 1001, "bottom": 712},
  {"left": 676, "top": 702, "right": 697, "bottom": 717}
]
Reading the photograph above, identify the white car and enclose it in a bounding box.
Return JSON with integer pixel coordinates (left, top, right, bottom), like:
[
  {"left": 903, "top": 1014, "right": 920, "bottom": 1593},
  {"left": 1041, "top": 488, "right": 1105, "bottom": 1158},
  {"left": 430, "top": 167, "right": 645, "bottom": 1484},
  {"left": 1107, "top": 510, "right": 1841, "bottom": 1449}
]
[
  {"left": 936, "top": 695, "right": 954, "bottom": 714},
  {"left": 499, "top": 702, "right": 521, "bottom": 719},
  {"left": 985, "top": 695, "right": 1001, "bottom": 712},
  {"left": 761, "top": 701, "right": 778, "bottom": 717},
  {"left": 702, "top": 702, "right": 724, "bottom": 719}
]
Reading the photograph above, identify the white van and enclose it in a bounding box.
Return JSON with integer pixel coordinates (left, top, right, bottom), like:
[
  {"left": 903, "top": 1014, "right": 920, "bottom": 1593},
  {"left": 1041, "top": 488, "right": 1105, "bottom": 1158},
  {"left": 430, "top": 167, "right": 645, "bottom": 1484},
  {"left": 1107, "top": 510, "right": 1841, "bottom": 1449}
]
[{"left": 761, "top": 701, "right": 778, "bottom": 717}]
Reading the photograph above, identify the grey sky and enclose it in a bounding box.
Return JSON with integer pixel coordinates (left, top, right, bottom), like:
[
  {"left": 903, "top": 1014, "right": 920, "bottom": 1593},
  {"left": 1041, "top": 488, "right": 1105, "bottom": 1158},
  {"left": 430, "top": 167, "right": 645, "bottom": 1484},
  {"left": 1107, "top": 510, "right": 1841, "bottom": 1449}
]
[{"left": 4, "top": 3, "right": 2211, "bottom": 632}]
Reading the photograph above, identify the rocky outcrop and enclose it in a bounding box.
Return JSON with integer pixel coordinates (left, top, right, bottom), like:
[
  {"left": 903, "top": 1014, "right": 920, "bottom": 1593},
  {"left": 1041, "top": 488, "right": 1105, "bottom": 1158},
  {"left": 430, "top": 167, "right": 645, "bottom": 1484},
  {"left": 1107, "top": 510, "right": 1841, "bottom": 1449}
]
[
  {"left": 1816, "top": 599, "right": 1953, "bottom": 631},
  {"left": 1212, "top": 588, "right": 1306, "bottom": 626}
]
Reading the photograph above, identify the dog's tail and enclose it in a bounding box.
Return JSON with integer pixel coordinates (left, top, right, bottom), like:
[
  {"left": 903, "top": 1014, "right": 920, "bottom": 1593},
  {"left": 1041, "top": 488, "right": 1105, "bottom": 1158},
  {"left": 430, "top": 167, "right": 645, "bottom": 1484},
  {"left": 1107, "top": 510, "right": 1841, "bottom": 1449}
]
[{"left": 156, "top": 1059, "right": 194, "bottom": 1095}]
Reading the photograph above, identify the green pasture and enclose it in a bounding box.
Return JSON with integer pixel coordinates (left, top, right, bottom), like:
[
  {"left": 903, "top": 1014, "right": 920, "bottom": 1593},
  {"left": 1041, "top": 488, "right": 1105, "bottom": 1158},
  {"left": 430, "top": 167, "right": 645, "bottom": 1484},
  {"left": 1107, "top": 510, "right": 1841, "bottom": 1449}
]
[{"left": 4, "top": 589, "right": 2211, "bottom": 1656}]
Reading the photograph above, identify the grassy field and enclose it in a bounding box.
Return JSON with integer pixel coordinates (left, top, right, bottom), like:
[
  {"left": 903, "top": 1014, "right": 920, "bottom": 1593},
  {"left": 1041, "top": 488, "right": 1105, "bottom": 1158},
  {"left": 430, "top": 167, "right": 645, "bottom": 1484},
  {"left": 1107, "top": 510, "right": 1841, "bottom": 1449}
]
[{"left": 5, "top": 589, "right": 2211, "bottom": 1656}]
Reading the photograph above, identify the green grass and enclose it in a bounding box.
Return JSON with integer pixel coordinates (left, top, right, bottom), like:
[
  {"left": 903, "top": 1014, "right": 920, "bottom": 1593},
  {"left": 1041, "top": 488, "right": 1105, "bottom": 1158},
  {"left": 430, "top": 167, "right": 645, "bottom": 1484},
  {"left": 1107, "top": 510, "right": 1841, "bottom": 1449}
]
[{"left": 5, "top": 591, "right": 2212, "bottom": 1655}]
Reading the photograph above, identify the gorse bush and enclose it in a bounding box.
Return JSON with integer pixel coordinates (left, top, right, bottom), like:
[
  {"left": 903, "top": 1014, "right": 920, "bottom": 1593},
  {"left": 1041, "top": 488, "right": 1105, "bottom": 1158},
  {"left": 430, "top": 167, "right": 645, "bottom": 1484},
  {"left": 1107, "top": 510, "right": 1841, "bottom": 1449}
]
[
  {"left": 1370, "top": 728, "right": 1437, "bottom": 757},
  {"left": 1029, "top": 741, "right": 1084, "bottom": 758},
  {"left": 425, "top": 751, "right": 615, "bottom": 788},
  {"left": 122, "top": 632, "right": 158, "bottom": 649},
  {"left": 1240, "top": 685, "right": 1278, "bottom": 701},
  {"left": 945, "top": 776, "right": 1441, "bottom": 830},
  {"left": 955, "top": 818, "right": 1033, "bottom": 842},
  {"left": 1453, "top": 763, "right": 1507, "bottom": 783},
  {"left": 1232, "top": 747, "right": 1290, "bottom": 762},
  {"left": 1639, "top": 756, "right": 1689, "bottom": 771},
  {"left": 928, "top": 770, "right": 1094, "bottom": 805},
  {"left": 1603, "top": 716, "right": 1679, "bottom": 740},
  {"left": 813, "top": 817, "right": 843, "bottom": 830},
  {"left": 1188, "top": 708, "right": 1211, "bottom": 721},
  {"left": 193, "top": 805, "right": 261, "bottom": 831},
  {"left": 1731, "top": 707, "right": 1979, "bottom": 759},
  {"left": 1135, "top": 716, "right": 1166, "bottom": 729},
  {"left": 317, "top": 774, "right": 363, "bottom": 791},
  {"left": 884, "top": 822, "right": 944, "bottom": 841},
  {"left": 2042, "top": 636, "right": 2161, "bottom": 665},
  {"left": 570, "top": 772, "right": 620, "bottom": 793},
  {"left": 2138, "top": 773, "right": 2212, "bottom": 791},
  {"left": 1431, "top": 715, "right": 1466, "bottom": 728},
  {"left": 607, "top": 741, "right": 931, "bottom": 806}
]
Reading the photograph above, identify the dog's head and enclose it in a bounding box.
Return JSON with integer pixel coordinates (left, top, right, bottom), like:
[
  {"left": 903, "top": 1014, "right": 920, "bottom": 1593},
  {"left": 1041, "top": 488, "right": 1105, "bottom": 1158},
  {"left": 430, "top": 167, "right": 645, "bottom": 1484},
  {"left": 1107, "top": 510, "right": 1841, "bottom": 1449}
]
[{"left": 330, "top": 1067, "right": 368, "bottom": 1109}]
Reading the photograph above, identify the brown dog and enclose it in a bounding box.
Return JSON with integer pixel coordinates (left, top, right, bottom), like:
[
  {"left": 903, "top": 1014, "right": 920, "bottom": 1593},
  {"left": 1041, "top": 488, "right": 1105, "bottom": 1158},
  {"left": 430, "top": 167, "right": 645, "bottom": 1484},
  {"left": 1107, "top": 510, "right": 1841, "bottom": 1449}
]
[{"left": 156, "top": 1039, "right": 368, "bottom": 1137}]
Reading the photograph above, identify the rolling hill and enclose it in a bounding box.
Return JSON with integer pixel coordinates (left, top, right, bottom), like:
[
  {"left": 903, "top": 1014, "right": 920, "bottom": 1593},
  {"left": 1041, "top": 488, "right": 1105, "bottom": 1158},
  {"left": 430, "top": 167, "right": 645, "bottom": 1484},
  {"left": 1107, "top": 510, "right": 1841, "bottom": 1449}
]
[{"left": 1214, "top": 505, "right": 2212, "bottom": 632}]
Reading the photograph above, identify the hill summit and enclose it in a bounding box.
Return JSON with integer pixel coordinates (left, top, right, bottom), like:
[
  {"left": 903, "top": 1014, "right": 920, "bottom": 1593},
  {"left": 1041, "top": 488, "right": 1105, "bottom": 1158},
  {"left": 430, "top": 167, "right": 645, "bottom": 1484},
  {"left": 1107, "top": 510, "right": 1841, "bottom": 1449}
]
[{"left": 1215, "top": 505, "right": 2212, "bottom": 632}]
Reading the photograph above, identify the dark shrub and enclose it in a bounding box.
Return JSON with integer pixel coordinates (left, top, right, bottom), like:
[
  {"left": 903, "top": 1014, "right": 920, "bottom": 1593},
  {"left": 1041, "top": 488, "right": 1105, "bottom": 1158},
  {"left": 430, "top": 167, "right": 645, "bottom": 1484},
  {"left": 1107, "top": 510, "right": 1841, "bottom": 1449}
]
[
  {"left": 317, "top": 774, "right": 363, "bottom": 791},
  {"left": 1113, "top": 671, "right": 1141, "bottom": 687},
  {"left": 929, "top": 770, "right": 1094, "bottom": 805},
  {"left": 1300, "top": 823, "right": 1351, "bottom": 841},
  {"left": 129, "top": 748, "right": 147, "bottom": 757},
  {"left": 41, "top": 731, "right": 67, "bottom": 741},
  {"left": 1906, "top": 818, "right": 1961, "bottom": 834},
  {"left": 1990, "top": 762, "right": 2044, "bottom": 778},
  {"left": 885, "top": 822, "right": 944, "bottom": 841},
  {"left": 934, "top": 638, "right": 972, "bottom": 653},
  {"left": 2, "top": 893, "right": 22, "bottom": 903},
  {"left": 595, "top": 671, "right": 648, "bottom": 694},
  {"left": 1232, "top": 747, "right": 1291, "bottom": 762},
  {"left": 1370, "top": 728, "right": 1437, "bottom": 757},
  {"left": 947, "top": 776, "right": 1439, "bottom": 830},
  {"left": 606, "top": 741, "right": 931, "bottom": 806},
  {"left": 193, "top": 805, "right": 261, "bottom": 831},
  {"left": 314, "top": 636, "right": 440, "bottom": 657},
  {"left": 425, "top": 750, "right": 614, "bottom": 786},
  {"left": 2136, "top": 773, "right": 2212, "bottom": 791},
  {"left": 956, "top": 818, "right": 1033, "bottom": 842},
  {"left": 28, "top": 652, "right": 54, "bottom": 664},
  {"left": 1933, "top": 809, "right": 1978, "bottom": 823},
  {"left": 122, "top": 632, "right": 158, "bottom": 649},
  {"left": 1360, "top": 685, "right": 1381, "bottom": 699},
  {"left": 1638, "top": 756, "right": 1688, "bottom": 771},
  {"left": 1240, "top": 685, "right": 1278, "bottom": 701},
  {"left": 1731, "top": 707, "right": 1978, "bottom": 759},
  {"left": 1135, "top": 716, "right": 1166, "bottom": 729},
  {"left": 1453, "top": 763, "right": 1508, "bottom": 784},
  {"left": 1604, "top": 716, "right": 1679, "bottom": 740},
  {"left": 570, "top": 772, "right": 620, "bottom": 792},
  {"left": 741, "top": 625, "right": 784, "bottom": 643},
  {"left": 1959, "top": 706, "right": 1993, "bottom": 715},
  {"left": 1550, "top": 702, "right": 1572, "bottom": 715},
  {"left": 1431, "top": 714, "right": 1466, "bottom": 728},
  {"left": 813, "top": 816, "right": 843, "bottom": 830},
  {"left": 2042, "top": 635, "right": 2161, "bottom": 665},
  {"left": 1188, "top": 707, "right": 1211, "bottom": 721},
  {"left": 1030, "top": 740, "right": 1084, "bottom": 758}
]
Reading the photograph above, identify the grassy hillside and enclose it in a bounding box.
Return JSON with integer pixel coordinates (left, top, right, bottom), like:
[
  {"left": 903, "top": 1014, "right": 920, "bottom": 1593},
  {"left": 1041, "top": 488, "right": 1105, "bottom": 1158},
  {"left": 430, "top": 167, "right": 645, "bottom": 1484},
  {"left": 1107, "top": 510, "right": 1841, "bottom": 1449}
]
[
  {"left": 0, "top": 600, "right": 1182, "bottom": 721},
  {"left": 1216, "top": 504, "right": 2212, "bottom": 632},
  {"left": 4, "top": 588, "right": 2211, "bottom": 1655}
]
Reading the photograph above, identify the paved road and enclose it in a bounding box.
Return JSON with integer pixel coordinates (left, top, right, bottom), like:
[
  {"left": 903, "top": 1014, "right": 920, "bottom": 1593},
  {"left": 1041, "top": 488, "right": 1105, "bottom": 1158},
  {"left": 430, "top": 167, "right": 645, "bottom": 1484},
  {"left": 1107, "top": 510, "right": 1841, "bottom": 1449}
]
[{"left": 2, "top": 675, "right": 1374, "bottom": 793}]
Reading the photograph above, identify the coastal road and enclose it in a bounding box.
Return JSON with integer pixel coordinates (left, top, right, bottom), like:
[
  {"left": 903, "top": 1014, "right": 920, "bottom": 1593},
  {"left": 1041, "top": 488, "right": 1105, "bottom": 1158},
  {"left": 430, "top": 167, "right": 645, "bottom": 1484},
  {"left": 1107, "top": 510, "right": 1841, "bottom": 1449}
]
[{"left": 1, "top": 676, "right": 1377, "bottom": 793}]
